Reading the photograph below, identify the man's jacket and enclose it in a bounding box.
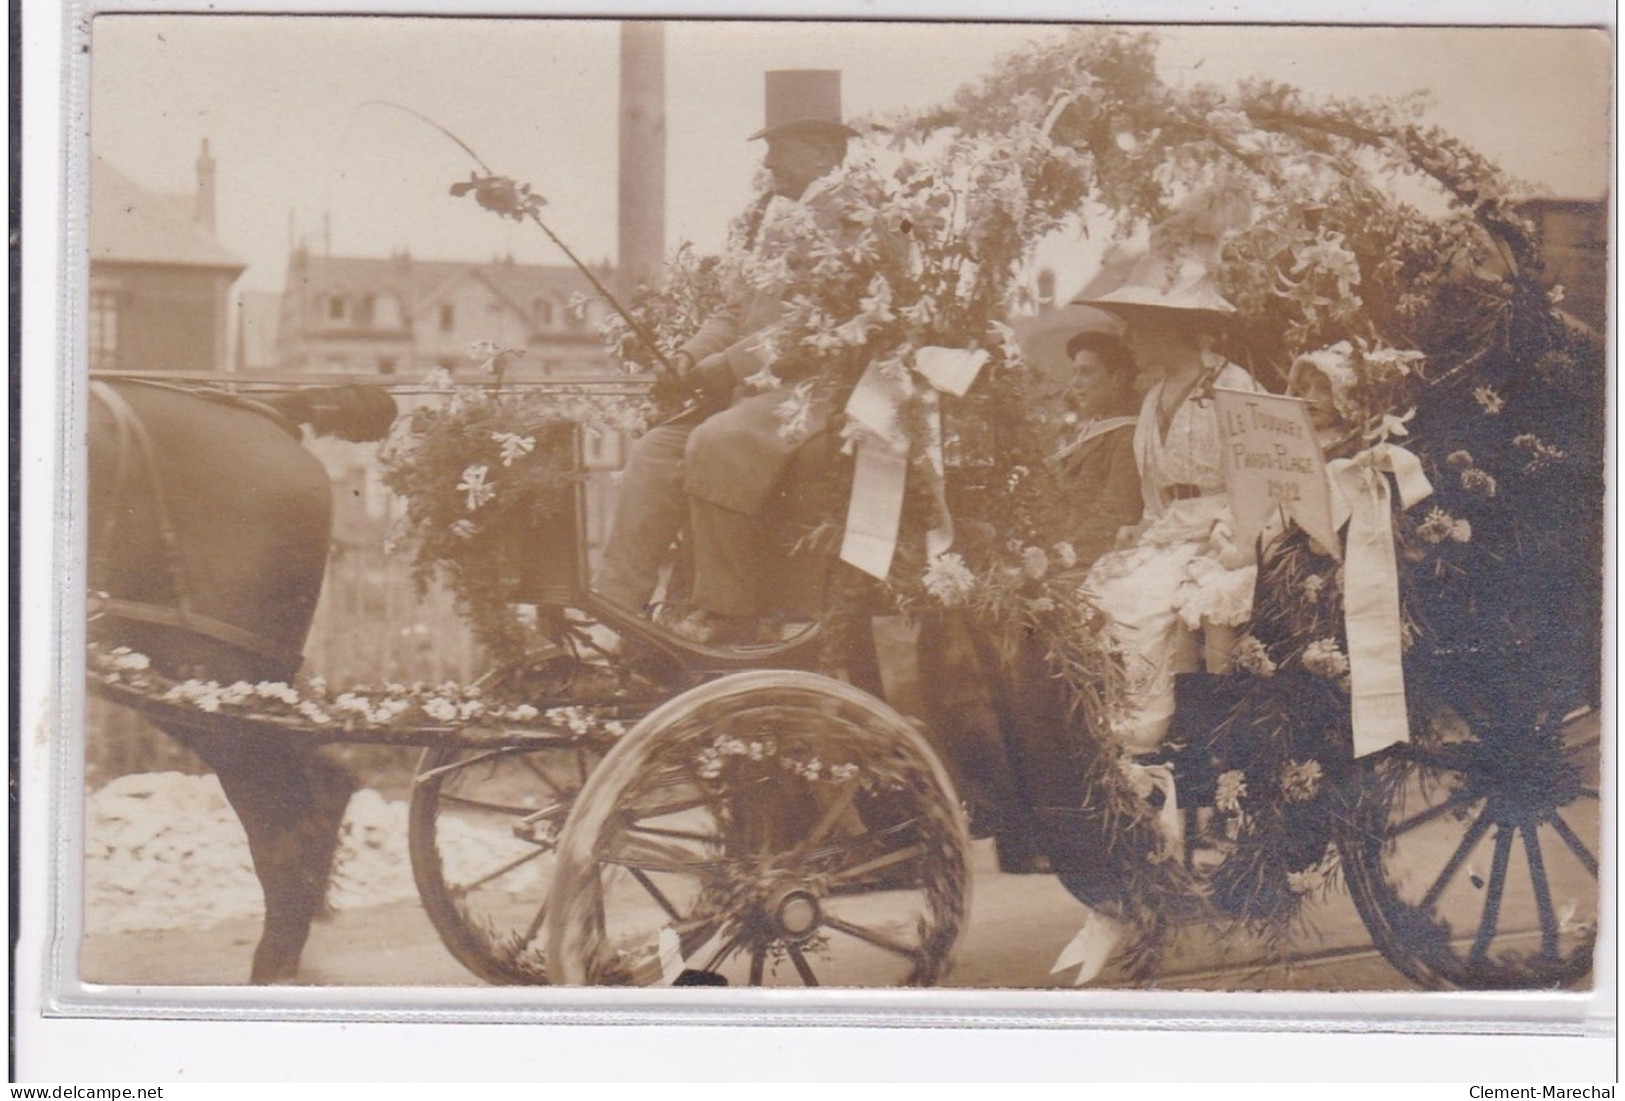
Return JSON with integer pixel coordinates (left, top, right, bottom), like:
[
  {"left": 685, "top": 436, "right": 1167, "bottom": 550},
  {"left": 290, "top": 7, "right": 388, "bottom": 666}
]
[{"left": 679, "top": 171, "right": 882, "bottom": 516}]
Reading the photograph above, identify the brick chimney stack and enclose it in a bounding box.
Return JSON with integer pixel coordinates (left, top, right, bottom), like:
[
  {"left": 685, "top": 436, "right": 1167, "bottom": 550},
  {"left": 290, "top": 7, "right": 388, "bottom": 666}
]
[
  {"left": 618, "top": 22, "right": 666, "bottom": 294},
  {"left": 195, "top": 138, "right": 217, "bottom": 233}
]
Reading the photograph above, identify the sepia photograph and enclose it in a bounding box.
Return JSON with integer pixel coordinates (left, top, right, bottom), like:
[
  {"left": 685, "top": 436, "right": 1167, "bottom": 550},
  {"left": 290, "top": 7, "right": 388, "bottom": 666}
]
[{"left": 67, "top": 13, "right": 1608, "bottom": 1003}]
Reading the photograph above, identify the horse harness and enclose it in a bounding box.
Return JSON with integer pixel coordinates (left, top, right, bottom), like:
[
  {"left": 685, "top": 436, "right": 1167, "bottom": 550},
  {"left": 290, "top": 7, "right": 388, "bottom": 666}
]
[{"left": 88, "top": 379, "right": 309, "bottom": 671}]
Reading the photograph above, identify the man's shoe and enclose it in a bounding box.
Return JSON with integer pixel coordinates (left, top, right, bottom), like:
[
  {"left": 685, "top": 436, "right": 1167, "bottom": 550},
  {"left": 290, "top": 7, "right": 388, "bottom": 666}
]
[{"left": 668, "top": 609, "right": 759, "bottom": 646}]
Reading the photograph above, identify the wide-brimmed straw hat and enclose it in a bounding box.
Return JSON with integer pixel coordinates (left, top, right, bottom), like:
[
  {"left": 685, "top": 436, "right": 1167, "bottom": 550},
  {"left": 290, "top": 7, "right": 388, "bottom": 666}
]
[
  {"left": 1070, "top": 240, "right": 1237, "bottom": 316},
  {"left": 1073, "top": 186, "right": 1249, "bottom": 317},
  {"left": 1012, "top": 302, "right": 1124, "bottom": 381},
  {"left": 749, "top": 70, "right": 861, "bottom": 142}
]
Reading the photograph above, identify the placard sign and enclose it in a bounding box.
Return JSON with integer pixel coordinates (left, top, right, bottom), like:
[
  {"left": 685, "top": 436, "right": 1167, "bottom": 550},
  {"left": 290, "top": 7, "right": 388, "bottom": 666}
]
[{"left": 1214, "top": 387, "right": 1338, "bottom": 557}]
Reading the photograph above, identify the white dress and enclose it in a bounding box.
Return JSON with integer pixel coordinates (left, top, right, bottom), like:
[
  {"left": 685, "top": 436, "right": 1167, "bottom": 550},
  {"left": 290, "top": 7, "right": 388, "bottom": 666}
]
[{"left": 1082, "top": 356, "right": 1263, "bottom": 753}]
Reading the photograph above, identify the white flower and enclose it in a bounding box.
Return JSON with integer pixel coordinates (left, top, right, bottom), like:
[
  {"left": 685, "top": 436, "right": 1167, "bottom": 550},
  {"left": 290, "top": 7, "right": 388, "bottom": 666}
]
[
  {"left": 509, "top": 704, "right": 540, "bottom": 722},
  {"left": 449, "top": 519, "right": 478, "bottom": 540},
  {"left": 776, "top": 380, "right": 817, "bottom": 444},
  {"left": 1460, "top": 467, "right": 1497, "bottom": 498},
  {"left": 1053, "top": 542, "right": 1078, "bottom": 569},
  {"left": 1300, "top": 638, "right": 1350, "bottom": 680},
  {"left": 457, "top": 465, "right": 496, "bottom": 510},
  {"left": 1301, "top": 575, "right": 1325, "bottom": 603},
  {"left": 422, "top": 698, "right": 458, "bottom": 723},
  {"left": 1417, "top": 506, "right": 1469, "bottom": 545},
  {"left": 423, "top": 367, "right": 455, "bottom": 392},
  {"left": 744, "top": 364, "right": 783, "bottom": 392},
  {"left": 468, "top": 339, "right": 502, "bottom": 362},
  {"left": 1233, "top": 635, "right": 1277, "bottom": 677},
  {"left": 857, "top": 274, "right": 896, "bottom": 324},
  {"left": 1287, "top": 866, "right": 1325, "bottom": 895},
  {"left": 898, "top": 297, "right": 936, "bottom": 329},
  {"left": 921, "top": 552, "right": 977, "bottom": 607},
  {"left": 1365, "top": 407, "right": 1415, "bottom": 442},
  {"left": 1021, "top": 545, "right": 1050, "bottom": 580},
  {"left": 491, "top": 432, "right": 536, "bottom": 467},
  {"left": 1279, "top": 759, "right": 1325, "bottom": 803},
  {"left": 1215, "top": 770, "right": 1248, "bottom": 814},
  {"left": 1473, "top": 386, "right": 1505, "bottom": 415},
  {"left": 987, "top": 320, "right": 1022, "bottom": 363},
  {"left": 833, "top": 316, "right": 873, "bottom": 347},
  {"left": 110, "top": 649, "right": 151, "bottom": 672}
]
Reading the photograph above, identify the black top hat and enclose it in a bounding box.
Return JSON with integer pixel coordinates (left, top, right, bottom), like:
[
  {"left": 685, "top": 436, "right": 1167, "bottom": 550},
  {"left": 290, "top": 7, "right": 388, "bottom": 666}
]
[{"left": 749, "top": 70, "right": 861, "bottom": 142}]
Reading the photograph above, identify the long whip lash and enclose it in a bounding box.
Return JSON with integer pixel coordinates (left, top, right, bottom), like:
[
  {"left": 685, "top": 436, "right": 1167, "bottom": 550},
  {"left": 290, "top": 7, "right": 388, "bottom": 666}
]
[{"left": 360, "top": 100, "right": 679, "bottom": 378}]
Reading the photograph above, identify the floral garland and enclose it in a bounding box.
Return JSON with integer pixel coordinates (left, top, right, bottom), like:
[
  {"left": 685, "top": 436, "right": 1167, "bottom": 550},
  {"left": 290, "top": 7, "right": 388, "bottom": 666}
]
[
  {"left": 572, "top": 28, "right": 1602, "bottom": 953},
  {"left": 378, "top": 344, "right": 655, "bottom": 670},
  {"left": 88, "top": 641, "right": 631, "bottom": 740},
  {"left": 871, "top": 28, "right": 1599, "bottom": 946}
]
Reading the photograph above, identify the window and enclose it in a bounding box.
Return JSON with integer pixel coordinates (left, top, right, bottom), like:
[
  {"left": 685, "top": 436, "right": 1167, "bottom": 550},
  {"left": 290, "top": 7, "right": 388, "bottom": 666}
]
[
  {"left": 378, "top": 357, "right": 397, "bottom": 375},
  {"left": 533, "top": 297, "right": 555, "bottom": 329},
  {"left": 358, "top": 295, "right": 376, "bottom": 326},
  {"left": 327, "top": 295, "right": 347, "bottom": 322},
  {"left": 439, "top": 303, "right": 455, "bottom": 332},
  {"left": 89, "top": 290, "right": 119, "bottom": 369}
]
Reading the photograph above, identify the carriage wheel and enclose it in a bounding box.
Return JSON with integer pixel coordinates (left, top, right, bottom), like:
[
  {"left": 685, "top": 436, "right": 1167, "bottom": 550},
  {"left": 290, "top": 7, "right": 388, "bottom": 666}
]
[
  {"left": 409, "top": 738, "right": 604, "bottom": 984},
  {"left": 547, "top": 672, "right": 970, "bottom": 987},
  {"left": 1337, "top": 690, "right": 1600, "bottom": 990}
]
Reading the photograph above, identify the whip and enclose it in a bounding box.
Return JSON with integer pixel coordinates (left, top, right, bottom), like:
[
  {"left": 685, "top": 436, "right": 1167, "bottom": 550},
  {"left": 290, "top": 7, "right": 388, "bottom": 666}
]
[{"left": 360, "top": 100, "right": 681, "bottom": 379}]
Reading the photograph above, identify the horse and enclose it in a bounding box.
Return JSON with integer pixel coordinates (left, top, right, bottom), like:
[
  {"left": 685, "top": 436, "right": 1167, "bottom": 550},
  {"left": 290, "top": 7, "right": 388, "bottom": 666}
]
[{"left": 88, "top": 377, "right": 397, "bottom": 983}]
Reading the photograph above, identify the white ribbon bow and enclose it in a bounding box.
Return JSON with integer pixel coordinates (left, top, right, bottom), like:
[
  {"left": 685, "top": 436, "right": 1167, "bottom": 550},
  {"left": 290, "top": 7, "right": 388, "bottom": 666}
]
[
  {"left": 1326, "top": 442, "right": 1433, "bottom": 758},
  {"left": 839, "top": 347, "right": 990, "bottom": 580}
]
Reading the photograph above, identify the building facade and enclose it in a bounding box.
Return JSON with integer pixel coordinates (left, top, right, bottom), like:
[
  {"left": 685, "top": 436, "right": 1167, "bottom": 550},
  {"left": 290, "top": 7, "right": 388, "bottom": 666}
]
[
  {"left": 89, "top": 142, "right": 244, "bottom": 372},
  {"left": 272, "top": 250, "right": 615, "bottom": 379}
]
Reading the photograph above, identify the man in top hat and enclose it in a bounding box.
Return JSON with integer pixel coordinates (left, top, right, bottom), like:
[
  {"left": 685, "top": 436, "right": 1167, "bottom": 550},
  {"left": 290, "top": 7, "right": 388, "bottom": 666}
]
[{"left": 595, "top": 69, "right": 866, "bottom": 643}]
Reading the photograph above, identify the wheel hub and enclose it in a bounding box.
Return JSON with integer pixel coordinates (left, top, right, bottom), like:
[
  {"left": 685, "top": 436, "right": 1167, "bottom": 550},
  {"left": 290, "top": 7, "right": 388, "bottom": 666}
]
[{"left": 767, "top": 885, "right": 821, "bottom": 942}]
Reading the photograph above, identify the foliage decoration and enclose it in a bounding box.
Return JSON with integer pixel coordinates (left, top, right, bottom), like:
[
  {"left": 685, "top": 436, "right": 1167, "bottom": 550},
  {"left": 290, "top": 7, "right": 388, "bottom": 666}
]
[{"left": 378, "top": 344, "right": 654, "bottom": 671}]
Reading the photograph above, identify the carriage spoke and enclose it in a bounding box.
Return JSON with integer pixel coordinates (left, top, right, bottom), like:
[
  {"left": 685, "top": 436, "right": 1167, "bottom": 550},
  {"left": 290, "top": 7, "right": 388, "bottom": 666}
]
[
  {"left": 791, "top": 781, "right": 861, "bottom": 860},
  {"left": 1468, "top": 825, "right": 1515, "bottom": 963},
  {"left": 787, "top": 944, "right": 819, "bottom": 986},
  {"left": 453, "top": 845, "right": 551, "bottom": 896},
  {"left": 699, "top": 927, "right": 747, "bottom": 973},
  {"left": 825, "top": 843, "right": 925, "bottom": 887},
  {"left": 519, "top": 898, "right": 549, "bottom": 949},
  {"left": 604, "top": 835, "right": 721, "bottom": 877},
  {"left": 748, "top": 945, "right": 766, "bottom": 986},
  {"left": 627, "top": 866, "right": 684, "bottom": 923},
  {"left": 414, "top": 747, "right": 531, "bottom": 784},
  {"left": 1521, "top": 824, "right": 1560, "bottom": 960},
  {"left": 1387, "top": 789, "right": 1481, "bottom": 839},
  {"left": 623, "top": 823, "right": 723, "bottom": 845},
  {"left": 821, "top": 914, "right": 921, "bottom": 960},
  {"left": 1418, "top": 807, "right": 1494, "bottom": 911},
  {"left": 622, "top": 792, "right": 716, "bottom": 822},
  {"left": 520, "top": 755, "right": 567, "bottom": 797},
  {"left": 1547, "top": 812, "right": 1599, "bottom": 878},
  {"left": 435, "top": 792, "right": 552, "bottom": 818}
]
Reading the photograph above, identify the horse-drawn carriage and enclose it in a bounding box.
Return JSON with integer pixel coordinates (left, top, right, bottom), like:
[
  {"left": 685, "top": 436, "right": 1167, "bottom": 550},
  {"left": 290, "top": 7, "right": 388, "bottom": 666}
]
[{"left": 86, "top": 374, "right": 1601, "bottom": 991}]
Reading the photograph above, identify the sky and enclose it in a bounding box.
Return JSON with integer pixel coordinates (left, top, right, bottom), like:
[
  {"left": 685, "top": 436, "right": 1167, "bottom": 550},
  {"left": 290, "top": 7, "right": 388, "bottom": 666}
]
[{"left": 87, "top": 17, "right": 1611, "bottom": 296}]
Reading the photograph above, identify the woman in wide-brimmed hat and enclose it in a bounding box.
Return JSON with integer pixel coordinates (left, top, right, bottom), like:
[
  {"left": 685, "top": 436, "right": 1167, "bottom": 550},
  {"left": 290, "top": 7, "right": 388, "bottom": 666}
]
[{"left": 1073, "top": 222, "right": 1265, "bottom": 756}]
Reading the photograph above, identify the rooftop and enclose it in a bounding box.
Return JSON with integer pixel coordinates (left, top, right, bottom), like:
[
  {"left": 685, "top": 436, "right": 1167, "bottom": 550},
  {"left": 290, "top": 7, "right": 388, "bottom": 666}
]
[{"left": 90, "top": 155, "right": 244, "bottom": 271}]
